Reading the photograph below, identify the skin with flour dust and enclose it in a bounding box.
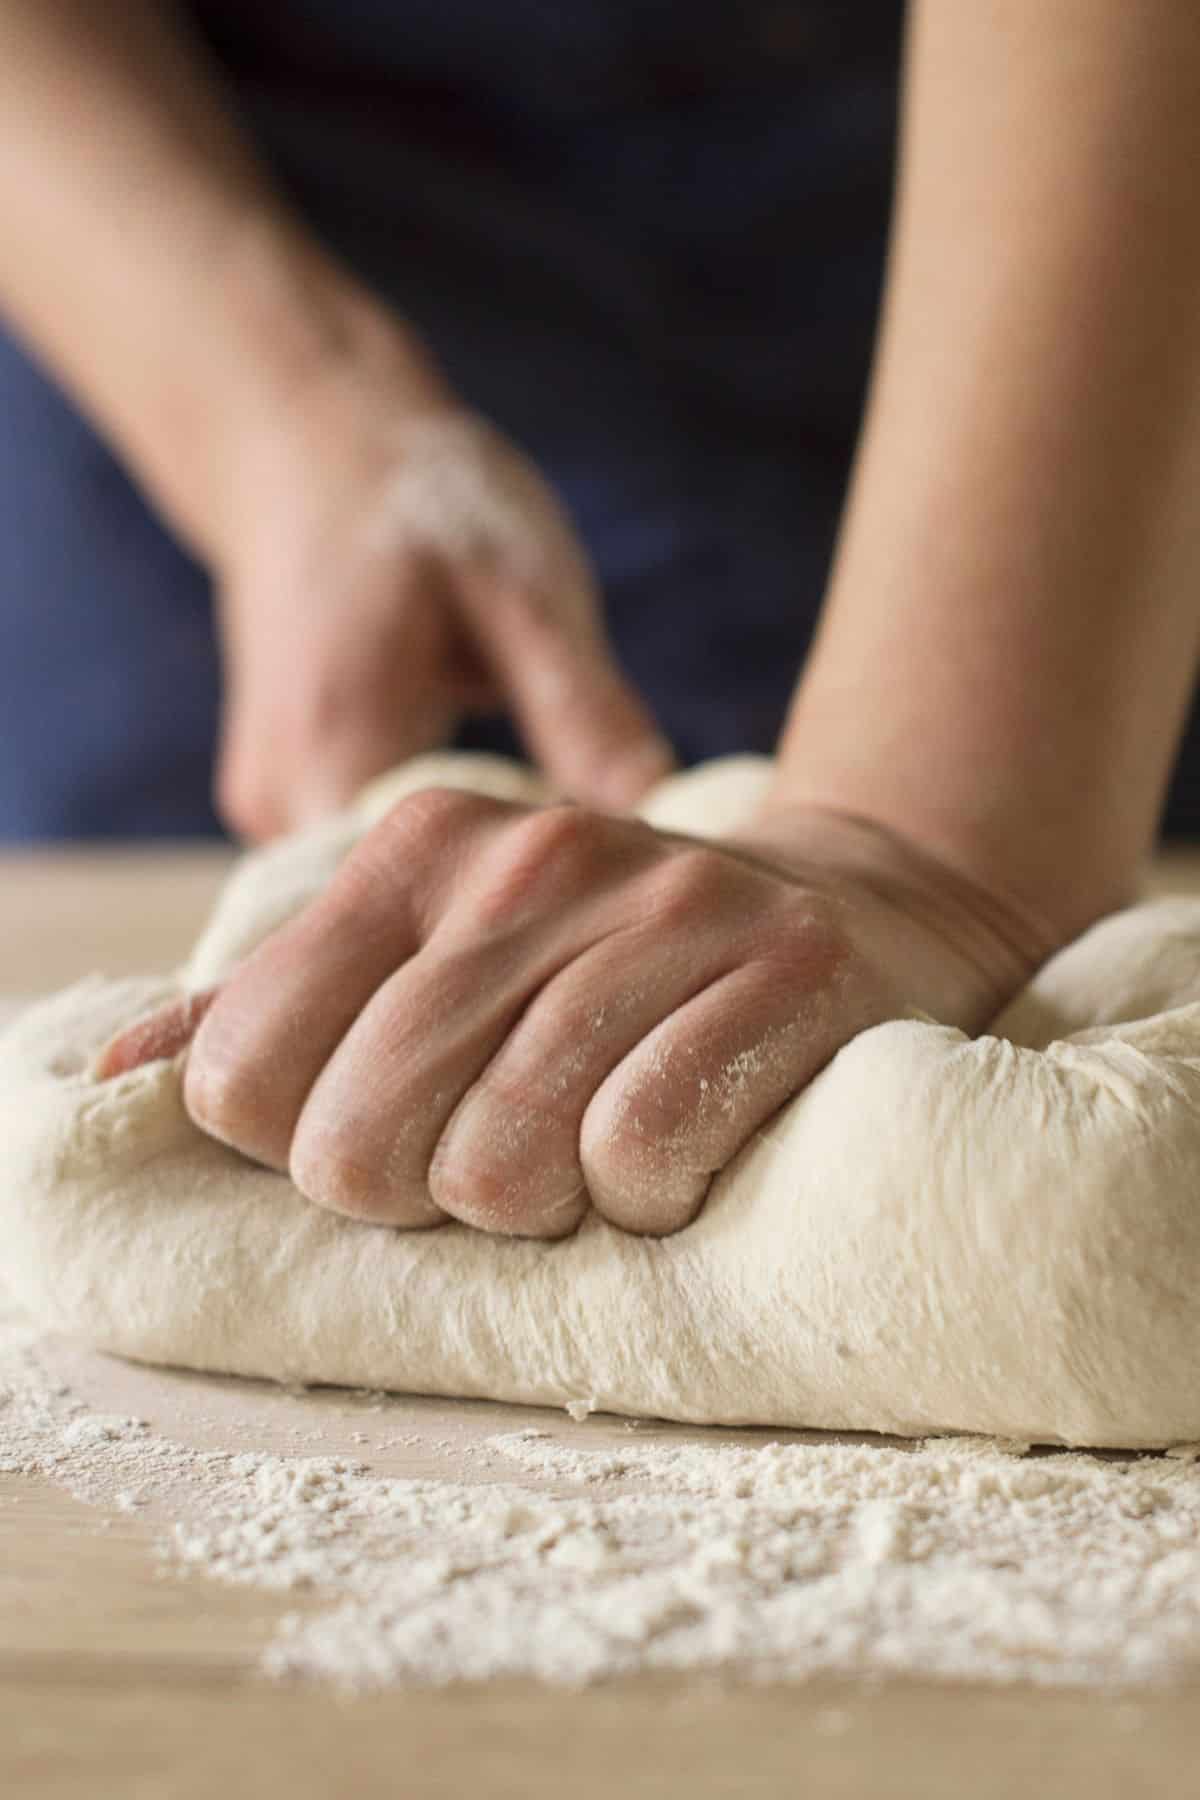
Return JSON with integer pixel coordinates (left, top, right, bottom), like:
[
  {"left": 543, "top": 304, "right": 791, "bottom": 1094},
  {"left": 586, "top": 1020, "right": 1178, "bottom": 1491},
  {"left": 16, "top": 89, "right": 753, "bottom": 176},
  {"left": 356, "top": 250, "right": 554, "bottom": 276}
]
[
  {"left": 100, "top": 793, "right": 1052, "bottom": 1239},
  {"left": 7, "top": 4, "right": 1200, "bottom": 1240}
]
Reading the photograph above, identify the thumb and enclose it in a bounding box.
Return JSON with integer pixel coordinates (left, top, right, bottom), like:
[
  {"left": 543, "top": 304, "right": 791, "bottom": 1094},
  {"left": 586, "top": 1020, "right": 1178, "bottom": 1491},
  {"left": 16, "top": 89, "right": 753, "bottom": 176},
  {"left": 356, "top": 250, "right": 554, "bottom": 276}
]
[
  {"left": 458, "top": 574, "right": 675, "bottom": 810},
  {"left": 216, "top": 572, "right": 463, "bottom": 840}
]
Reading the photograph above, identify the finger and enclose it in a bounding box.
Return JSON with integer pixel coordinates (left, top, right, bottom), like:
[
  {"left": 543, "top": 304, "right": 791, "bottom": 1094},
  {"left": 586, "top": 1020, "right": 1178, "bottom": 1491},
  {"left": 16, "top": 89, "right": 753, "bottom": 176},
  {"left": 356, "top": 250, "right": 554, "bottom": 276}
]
[
  {"left": 183, "top": 787, "right": 504, "bottom": 1172},
  {"left": 288, "top": 805, "right": 650, "bottom": 1229},
  {"left": 457, "top": 573, "right": 675, "bottom": 812},
  {"left": 96, "top": 991, "right": 217, "bottom": 1080},
  {"left": 580, "top": 935, "right": 886, "bottom": 1236},
  {"left": 427, "top": 912, "right": 740, "bottom": 1238}
]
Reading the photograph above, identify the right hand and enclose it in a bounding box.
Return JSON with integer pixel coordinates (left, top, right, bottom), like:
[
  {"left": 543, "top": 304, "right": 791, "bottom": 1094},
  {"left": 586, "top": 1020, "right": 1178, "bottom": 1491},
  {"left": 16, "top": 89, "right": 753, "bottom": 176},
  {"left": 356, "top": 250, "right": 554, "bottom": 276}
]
[
  {"left": 212, "top": 347, "right": 673, "bottom": 840},
  {"left": 99, "top": 782, "right": 1050, "bottom": 1239}
]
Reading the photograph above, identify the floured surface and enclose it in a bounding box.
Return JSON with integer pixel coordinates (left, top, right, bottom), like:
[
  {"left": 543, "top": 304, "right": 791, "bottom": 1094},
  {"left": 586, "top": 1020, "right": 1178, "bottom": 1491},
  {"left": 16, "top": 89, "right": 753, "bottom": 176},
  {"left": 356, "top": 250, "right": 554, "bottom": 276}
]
[
  {"left": 9, "top": 843, "right": 1200, "bottom": 1798},
  {"left": 4, "top": 1295, "right": 1200, "bottom": 1694}
]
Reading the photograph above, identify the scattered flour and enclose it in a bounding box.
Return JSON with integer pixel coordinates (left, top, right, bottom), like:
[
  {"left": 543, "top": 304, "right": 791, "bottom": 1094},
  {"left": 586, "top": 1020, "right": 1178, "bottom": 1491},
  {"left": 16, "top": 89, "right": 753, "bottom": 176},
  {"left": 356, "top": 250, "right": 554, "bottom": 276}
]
[{"left": 4, "top": 1300, "right": 1200, "bottom": 1693}]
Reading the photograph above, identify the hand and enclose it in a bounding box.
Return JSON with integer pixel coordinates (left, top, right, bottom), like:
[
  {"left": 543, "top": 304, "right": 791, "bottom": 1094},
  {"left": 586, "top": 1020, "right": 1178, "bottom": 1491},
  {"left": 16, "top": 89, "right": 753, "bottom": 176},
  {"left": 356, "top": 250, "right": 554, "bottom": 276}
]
[
  {"left": 98, "top": 789, "right": 1054, "bottom": 1238},
  {"left": 213, "top": 349, "right": 673, "bottom": 840}
]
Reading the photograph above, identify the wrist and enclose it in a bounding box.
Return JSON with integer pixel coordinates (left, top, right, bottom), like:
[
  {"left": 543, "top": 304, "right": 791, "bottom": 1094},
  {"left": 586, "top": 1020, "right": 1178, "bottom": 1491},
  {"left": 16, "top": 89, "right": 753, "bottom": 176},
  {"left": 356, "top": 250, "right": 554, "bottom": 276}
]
[
  {"left": 771, "top": 667, "right": 1144, "bottom": 951},
  {"left": 731, "top": 798, "right": 1061, "bottom": 1028},
  {"left": 145, "top": 204, "right": 454, "bottom": 564}
]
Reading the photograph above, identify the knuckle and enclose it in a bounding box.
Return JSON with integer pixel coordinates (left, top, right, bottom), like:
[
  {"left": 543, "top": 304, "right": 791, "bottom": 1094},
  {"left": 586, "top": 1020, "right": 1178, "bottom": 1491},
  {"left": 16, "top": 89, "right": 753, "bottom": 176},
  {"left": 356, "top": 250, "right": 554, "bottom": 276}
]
[
  {"left": 509, "top": 802, "right": 608, "bottom": 872},
  {"left": 643, "top": 846, "right": 730, "bottom": 928},
  {"left": 580, "top": 1076, "right": 709, "bottom": 1237},
  {"left": 430, "top": 1099, "right": 587, "bottom": 1239},
  {"left": 472, "top": 804, "right": 611, "bottom": 926},
  {"left": 350, "top": 785, "right": 497, "bottom": 898},
  {"left": 580, "top": 1113, "right": 639, "bottom": 1197},
  {"left": 427, "top": 1157, "right": 522, "bottom": 1234},
  {"left": 376, "top": 783, "right": 494, "bottom": 847},
  {"left": 762, "top": 902, "right": 855, "bottom": 986},
  {"left": 580, "top": 1114, "right": 701, "bottom": 1236},
  {"left": 580, "top": 1031, "right": 695, "bottom": 1183},
  {"left": 580, "top": 1077, "right": 660, "bottom": 1190},
  {"left": 289, "top": 1124, "right": 392, "bottom": 1223}
]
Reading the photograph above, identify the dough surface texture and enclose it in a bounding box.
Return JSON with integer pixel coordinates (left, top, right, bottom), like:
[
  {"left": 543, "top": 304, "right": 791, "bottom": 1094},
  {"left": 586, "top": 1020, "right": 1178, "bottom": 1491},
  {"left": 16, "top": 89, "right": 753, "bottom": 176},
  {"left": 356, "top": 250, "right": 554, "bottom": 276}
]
[{"left": 3, "top": 754, "right": 1200, "bottom": 1448}]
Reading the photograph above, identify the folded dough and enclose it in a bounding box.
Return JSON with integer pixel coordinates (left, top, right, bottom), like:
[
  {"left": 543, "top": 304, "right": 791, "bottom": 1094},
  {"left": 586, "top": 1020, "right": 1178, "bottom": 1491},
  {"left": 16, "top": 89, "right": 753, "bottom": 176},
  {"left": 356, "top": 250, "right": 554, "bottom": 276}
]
[{"left": 3, "top": 753, "right": 1200, "bottom": 1449}]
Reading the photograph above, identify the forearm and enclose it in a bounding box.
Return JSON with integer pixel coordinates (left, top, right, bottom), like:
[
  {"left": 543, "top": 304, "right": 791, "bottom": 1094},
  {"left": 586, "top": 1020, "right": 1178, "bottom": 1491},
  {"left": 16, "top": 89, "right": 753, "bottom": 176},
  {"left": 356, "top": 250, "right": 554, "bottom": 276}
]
[
  {"left": 775, "top": 0, "right": 1200, "bottom": 941},
  {"left": 0, "top": 0, "right": 444, "bottom": 558}
]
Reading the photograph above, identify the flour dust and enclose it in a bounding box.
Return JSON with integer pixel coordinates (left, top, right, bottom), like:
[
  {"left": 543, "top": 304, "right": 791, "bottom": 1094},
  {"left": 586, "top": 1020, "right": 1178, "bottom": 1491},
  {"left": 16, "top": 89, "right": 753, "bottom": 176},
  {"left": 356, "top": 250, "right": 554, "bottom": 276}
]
[{"left": 3, "top": 1298, "right": 1200, "bottom": 1693}]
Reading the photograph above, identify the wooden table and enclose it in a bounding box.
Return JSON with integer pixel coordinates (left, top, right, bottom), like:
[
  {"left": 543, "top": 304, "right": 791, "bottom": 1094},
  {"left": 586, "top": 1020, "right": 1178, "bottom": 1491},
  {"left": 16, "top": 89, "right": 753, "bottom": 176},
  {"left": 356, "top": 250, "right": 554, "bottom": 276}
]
[{"left": 2, "top": 844, "right": 1199, "bottom": 1800}]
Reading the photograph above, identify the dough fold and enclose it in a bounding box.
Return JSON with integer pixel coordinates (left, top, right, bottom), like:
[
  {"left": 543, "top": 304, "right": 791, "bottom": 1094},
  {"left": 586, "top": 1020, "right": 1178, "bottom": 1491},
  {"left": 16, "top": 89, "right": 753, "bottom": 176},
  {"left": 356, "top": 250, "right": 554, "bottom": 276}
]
[{"left": 3, "top": 753, "right": 1200, "bottom": 1448}]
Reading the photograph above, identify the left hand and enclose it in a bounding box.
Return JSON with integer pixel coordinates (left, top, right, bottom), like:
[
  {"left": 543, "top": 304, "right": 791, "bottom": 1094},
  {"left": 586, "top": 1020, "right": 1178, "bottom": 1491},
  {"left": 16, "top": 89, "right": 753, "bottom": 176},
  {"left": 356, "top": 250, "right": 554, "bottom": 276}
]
[
  {"left": 98, "top": 788, "right": 1051, "bottom": 1238},
  {"left": 214, "top": 386, "right": 674, "bottom": 840}
]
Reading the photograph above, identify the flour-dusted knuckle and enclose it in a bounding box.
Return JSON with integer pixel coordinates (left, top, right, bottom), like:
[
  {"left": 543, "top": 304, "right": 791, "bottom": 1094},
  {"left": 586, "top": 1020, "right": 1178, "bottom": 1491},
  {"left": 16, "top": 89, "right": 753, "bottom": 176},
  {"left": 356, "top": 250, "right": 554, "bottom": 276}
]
[{"left": 4, "top": 755, "right": 1200, "bottom": 1448}]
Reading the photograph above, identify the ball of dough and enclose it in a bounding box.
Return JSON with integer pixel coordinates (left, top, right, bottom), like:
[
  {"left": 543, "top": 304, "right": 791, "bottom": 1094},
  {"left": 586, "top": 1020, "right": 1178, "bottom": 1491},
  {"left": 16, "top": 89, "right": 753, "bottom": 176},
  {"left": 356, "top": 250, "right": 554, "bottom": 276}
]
[{"left": 3, "top": 753, "right": 1199, "bottom": 1449}]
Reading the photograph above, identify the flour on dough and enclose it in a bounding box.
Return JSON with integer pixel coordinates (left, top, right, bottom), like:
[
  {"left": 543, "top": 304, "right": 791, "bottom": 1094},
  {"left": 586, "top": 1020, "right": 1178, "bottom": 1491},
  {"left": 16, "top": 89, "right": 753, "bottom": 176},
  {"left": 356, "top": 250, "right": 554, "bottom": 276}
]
[{"left": 4, "top": 753, "right": 1200, "bottom": 1449}]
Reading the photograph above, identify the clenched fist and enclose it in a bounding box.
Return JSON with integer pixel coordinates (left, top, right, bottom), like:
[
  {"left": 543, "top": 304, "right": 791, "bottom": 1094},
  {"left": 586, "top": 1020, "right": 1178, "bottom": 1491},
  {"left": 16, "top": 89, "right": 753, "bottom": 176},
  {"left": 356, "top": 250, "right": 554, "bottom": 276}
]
[{"left": 100, "top": 786, "right": 1048, "bottom": 1238}]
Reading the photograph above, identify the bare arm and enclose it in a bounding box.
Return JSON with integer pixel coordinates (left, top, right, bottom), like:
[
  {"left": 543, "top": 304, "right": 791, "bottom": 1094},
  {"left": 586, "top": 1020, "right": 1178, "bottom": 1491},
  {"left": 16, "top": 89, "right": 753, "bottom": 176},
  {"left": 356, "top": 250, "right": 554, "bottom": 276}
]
[
  {"left": 0, "top": 0, "right": 427, "bottom": 556},
  {"left": 773, "top": 0, "right": 1200, "bottom": 943},
  {"left": 0, "top": 0, "right": 669, "bottom": 829}
]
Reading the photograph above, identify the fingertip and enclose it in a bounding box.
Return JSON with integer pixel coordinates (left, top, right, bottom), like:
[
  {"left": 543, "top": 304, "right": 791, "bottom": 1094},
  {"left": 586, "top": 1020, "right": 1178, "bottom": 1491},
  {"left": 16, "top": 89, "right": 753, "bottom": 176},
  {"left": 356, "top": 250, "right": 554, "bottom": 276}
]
[
  {"left": 460, "top": 573, "right": 676, "bottom": 805},
  {"left": 95, "top": 990, "right": 217, "bottom": 1080},
  {"left": 590, "top": 1174, "right": 709, "bottom": 1238}
]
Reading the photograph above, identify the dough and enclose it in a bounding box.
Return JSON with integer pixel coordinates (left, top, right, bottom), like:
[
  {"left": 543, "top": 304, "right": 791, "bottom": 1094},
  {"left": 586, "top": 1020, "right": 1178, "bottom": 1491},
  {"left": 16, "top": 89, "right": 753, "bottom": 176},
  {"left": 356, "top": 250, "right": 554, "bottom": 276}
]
[{"left": 4, "top": 754, "right": 1200, "bottom": 1449}]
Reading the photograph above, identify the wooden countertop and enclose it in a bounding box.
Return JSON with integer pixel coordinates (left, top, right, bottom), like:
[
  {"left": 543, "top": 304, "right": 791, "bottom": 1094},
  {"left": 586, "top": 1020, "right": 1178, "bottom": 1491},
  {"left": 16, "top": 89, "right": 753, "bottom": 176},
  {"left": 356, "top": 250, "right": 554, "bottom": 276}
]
[{"left": 2, "top": 842, "right": 1199, "bottom": 1799}]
